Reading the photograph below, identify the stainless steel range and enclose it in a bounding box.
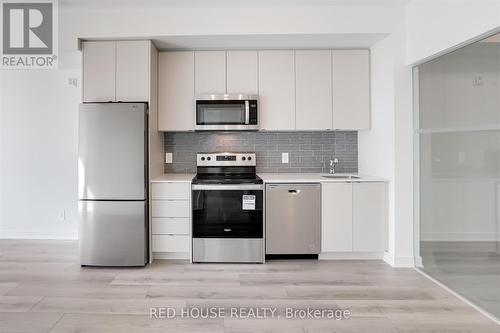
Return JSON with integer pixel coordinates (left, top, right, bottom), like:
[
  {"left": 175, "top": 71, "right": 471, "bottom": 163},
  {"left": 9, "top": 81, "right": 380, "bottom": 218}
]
[{"left": 191, "top": 152, "right": 264, "bottom": 263}]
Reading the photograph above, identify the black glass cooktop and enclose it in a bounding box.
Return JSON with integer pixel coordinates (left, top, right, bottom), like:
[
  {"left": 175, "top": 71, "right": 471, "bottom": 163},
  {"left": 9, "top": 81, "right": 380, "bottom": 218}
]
[{"left": 192, "top": 174, "right": 263, "bottom": 185}]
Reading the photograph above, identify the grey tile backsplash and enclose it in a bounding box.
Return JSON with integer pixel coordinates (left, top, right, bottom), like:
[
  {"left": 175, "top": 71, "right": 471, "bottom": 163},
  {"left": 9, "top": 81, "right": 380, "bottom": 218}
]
[{"left": 163, "top": 131, "right": 358, "bottom": 174}]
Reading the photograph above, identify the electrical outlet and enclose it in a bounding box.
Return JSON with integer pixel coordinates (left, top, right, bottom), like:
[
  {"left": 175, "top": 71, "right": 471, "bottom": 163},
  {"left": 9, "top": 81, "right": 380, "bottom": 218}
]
[
  {"left": 165, "top": 152, "right": 173, "bottom": 163},
  {"left": 67, "top": 78, "right": 78, "bottom": 87},
  {"left": 282, "top": 152, "right": 289, "bottom": 164},
  {"left": 57, "top": 209, "right": 66, "bottom": 221}
]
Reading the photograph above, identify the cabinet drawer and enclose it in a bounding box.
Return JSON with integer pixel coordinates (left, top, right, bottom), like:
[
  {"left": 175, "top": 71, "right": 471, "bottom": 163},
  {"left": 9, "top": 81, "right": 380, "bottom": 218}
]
[
  {"left": 152, "top": 200, "right": 190, "bottom": 218},
  {"left": 152, "top": 182, "right": 191, "bottom": 200},
  {"left": 152, "top": 235, "right": 190, "bottom": 252},
  {"left": 152, "top": 217, "right": 190, "bottom": 235}
]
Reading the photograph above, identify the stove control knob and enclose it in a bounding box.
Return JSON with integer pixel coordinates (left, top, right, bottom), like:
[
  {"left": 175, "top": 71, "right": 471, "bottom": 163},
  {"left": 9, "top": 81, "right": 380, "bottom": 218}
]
[
  {"left": 207, "top": 157, "right": 211, "bottom": 161},
  {"left": 201, "top": 157, "right": 205, "bottom": 161},
  {"left": 242, "top": 156, "right": 246, "bottom": 161},
  {"left": 247, "top": 156, "right": 252, "bottom": 161}
]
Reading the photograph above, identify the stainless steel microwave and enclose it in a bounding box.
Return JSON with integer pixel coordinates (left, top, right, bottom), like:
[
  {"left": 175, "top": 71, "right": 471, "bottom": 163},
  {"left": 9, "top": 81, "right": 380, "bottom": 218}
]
[{"left": 195, "top": 94, "right": 258, "bottom": 131}]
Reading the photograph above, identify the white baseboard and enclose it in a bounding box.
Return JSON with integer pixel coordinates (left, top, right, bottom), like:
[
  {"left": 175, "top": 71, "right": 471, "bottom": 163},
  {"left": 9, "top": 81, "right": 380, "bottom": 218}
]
[
  {"left": 0, "top": 229, "right": 78, "bottom": 240},
  {"left": 421, "top": 232, "right": 500, "bottom": 242},
  {"left": 415, "top": 255, "right": 423, "bottom": 268},
  {"left": 153, "top": 252, "right": 190, "bottom": 260},
  {"left": 383, "top": 252, "right": 415, "bottom": 267},
  {"left": 319, "top": 252, "right": 383, "bottom": 260}
]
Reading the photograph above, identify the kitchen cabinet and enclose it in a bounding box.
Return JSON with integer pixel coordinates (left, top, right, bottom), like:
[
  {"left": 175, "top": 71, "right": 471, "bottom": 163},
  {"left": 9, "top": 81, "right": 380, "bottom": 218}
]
[
  {"left": 321, "top": 182, "right": 353, "bottom": 252},
  {"left": 82, "top": 40, "right": 150, "bottom": 102},
  {"left": 226, "top": 50, "right": 258, "bottom": 95},
  {"left": 258, "top": 50, "right": 295, "bottom": 130},
  {"left": 353, "top": 182, "right": 387, "bottom": 252},
  {"left": 115, "top": 41, "right": 150, "bottom": 102},
  {"left": 195, "top": 51, "right": 226, "bottom": 95},
  {"left": 151, "top": 182, "right": 191, "bottom": 259},
  {"left": 321, "top": 181, "right": 387, "bottom": 254},
  {"left": 82, "top": 41, "right": 116, "bottom": 102},
  {"left": 158, "top": 51, "right": 195, "bottom": 131},
  {"left": 295, "top": 50, "right": 333, "bottom": 130},
  {"left": 332, "top": 50, "right": 370, "bottom": 130},
  {"left": 157, "top": 48, "right": 370, "bottom": 132}
]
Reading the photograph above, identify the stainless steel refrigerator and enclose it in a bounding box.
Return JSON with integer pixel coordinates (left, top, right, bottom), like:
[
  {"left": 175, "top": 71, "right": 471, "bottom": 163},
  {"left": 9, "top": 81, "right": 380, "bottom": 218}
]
[{"left": 78, "top": 103, "right": 148, "bottom": 266}]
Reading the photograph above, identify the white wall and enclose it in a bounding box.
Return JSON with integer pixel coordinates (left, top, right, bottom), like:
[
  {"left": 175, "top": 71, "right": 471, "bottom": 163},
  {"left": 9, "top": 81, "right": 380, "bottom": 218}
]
[
  {"left": 406, "top": 0, "right": 500, "bottom": 65},
  {"left": 359, "top": 8, "right": 415, "bottom": 266},
  {"left": 358, "top": 36, "right": 396, "bottom": 256},
  {"left": 0, "top": 0, "right": 402, "bottom": 240},
  {"left": 0, "top": 70, "right": 80, "bottom": 239}
]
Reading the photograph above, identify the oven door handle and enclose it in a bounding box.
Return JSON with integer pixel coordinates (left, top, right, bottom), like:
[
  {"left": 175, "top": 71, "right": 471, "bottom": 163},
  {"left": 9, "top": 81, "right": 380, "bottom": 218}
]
[{"left": 192, "top": 184, "right": 264, "bottom": 191}]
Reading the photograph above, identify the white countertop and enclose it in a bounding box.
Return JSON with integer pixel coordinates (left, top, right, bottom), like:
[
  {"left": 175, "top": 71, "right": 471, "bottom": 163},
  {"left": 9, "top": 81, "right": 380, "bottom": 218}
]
[
  {"left": 150, "top": 173, "right": 195, "bottom": 182},
  {"left": 151, "top": 173, "right": 387, "bottom": 183},
  {"left": 257, "top": 173, "right": 388, "bottom": 183}
]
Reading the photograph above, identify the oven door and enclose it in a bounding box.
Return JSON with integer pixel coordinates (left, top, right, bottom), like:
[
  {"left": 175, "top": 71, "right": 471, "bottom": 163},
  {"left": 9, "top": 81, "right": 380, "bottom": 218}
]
[
  {"left": 192, "top": 184, "right": 263, "bottom": 238},
  {"left": 195, "top": 99, "right": 258, "bottom": 131}
]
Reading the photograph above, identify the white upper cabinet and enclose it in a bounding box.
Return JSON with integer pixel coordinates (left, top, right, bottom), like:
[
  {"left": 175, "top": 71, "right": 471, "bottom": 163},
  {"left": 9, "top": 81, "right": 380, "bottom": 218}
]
[
  {"left": 82, "top": 41, "right": 116, "bottom": 102},
  {"left": 295, "top": 50, "right": 333, "bottom": 130},
  {"left": 226, "top": 51, "right": 258, "bottom": 95},
  {"left": 158, "top": 52, "right": 195, "bottom": 131},
  {"left": 195, "top": 51, "right": 226, "bottom": 95},
  {"left": 332, "top": 50, "right": 370, "bottom": 130},
  {"left": 321, "top": 182, "right": 353, "bottom": 252},
  {"left": 155, "top": 48, "right": 370, "bottom": 132},
  {"left": 82, "top": 40, "right": 151, "bottom": 103},
  {"left": 258, "top": 50, "right": 295, "bottom": 131},
  {"left": 352, "top": 182, "right": 387, "bottom": 252},
  {"left": 115, "top": 41, "right": 150, "bottom": 102}
]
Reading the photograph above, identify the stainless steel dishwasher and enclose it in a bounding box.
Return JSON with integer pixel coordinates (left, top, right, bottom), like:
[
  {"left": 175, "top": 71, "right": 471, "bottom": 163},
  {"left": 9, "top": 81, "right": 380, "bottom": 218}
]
[{"left": 266, "top": 183, "right": 321, "bottom": 255}]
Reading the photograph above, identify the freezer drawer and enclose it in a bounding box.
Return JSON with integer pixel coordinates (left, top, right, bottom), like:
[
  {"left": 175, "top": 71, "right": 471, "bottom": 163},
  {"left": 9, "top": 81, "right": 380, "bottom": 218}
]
[
  {"left": 79, "top": 200, "right": 147, "bottom": 266},
  {"left": 266, "top": 183, "right": 321, "bottom": 254}
]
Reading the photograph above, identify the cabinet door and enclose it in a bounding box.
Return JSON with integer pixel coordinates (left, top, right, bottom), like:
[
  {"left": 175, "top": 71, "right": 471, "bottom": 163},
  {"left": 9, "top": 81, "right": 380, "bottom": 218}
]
[
  {"left": 258, "top": 50, "right": 295, "bottom": 130},
  {"left": 295, "top": 50, "right": 333, "bottom": 130},
  {"left": 321, "top": 183, "right": 353, "bottom": 252},
  {"left": 116, "top": 41, "right": 150, "bottom": 102},
  {"left": 226, "top": 51, "right": 258, "bottom": 95},
  {"left": 82, "top": 41, "right": 116, "bottom": 102},
  {"left": 195, "top": 51, "right": 226, "bottom": 94},
  {"left": 332, "top": 50, "right": 370, "bottom": 130},
  {"left": 353, "top": 182, "right": 387, "bottom": 252},
  {"left": 158, "top": 52, "right": 195, "bottom": 131}
]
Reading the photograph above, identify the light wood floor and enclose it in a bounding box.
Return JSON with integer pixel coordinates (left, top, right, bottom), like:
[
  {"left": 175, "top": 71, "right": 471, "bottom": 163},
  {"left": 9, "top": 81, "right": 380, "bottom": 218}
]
[
  {"left": 0, "top": 240, "right": 498, "bottom": 332},
  {"left": 421, "top": 241, "right": 500, "bottom": 320}
]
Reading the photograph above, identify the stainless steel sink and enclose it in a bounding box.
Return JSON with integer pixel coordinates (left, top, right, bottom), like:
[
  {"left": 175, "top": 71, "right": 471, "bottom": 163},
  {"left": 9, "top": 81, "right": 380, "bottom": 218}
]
[{"left": 321, "top": 174, "right": 360, "bottom": 179}]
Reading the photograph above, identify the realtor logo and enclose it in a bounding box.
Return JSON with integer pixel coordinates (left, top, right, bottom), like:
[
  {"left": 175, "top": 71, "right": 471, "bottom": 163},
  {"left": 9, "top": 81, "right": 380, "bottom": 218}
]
[{"left": 1, "top": 0, "right": 58, "bottom": 69}]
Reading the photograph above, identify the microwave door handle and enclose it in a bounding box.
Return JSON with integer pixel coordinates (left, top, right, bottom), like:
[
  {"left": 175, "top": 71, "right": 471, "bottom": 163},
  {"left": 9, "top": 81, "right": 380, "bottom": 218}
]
[{"left": 245, "top": 100, "right": 250, "bottom": 124}]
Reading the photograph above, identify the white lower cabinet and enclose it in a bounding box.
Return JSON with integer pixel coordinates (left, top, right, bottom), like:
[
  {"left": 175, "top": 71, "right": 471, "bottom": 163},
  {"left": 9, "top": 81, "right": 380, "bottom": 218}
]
[
  {"left": 152, "top": 235, "right": 190, "bottom": 253},
  {"left": 152, "top": 217, "right": 190, "bottom": 234},
  {"left": 152, "top": 200, "right": 190, "bottom": 218},
  {"left": 321, "top": 182, "right": 353, "bottom": 252},
  {"left": 151, "top": 182, "right": 191, "bottom": 259},
  {"left": 352, "top": 182, "right": 387, "bottom": 252},
  {"left": 321, "top": 182, "right": 387, "bottom": 255}
]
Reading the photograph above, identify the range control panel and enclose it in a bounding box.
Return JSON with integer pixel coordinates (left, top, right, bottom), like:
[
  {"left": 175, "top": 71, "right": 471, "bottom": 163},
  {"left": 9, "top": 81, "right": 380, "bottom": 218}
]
[{"left": 197, "top": 153, "right": 256, "bottom": 167}]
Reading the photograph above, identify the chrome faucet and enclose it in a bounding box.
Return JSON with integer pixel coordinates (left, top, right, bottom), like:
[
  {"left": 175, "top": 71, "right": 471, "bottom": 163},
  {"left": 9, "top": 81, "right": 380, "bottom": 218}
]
[{"left": 329, "top": 158, "right": 339, "bottom": 174}]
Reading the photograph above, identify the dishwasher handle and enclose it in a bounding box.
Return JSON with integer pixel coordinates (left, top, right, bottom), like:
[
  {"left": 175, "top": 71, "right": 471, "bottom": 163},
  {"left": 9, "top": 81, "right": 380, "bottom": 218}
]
[{"left": 267, "top": 184, "right": 321, "bottom": 192}]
